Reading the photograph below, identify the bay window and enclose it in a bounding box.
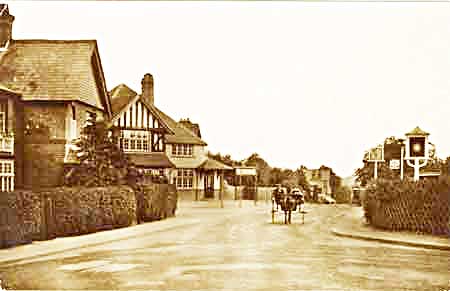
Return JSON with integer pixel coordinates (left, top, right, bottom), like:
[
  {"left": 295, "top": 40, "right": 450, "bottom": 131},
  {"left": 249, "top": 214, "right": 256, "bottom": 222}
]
[{"left": 172, "top": 144, "right": 193, "bottom": 157}]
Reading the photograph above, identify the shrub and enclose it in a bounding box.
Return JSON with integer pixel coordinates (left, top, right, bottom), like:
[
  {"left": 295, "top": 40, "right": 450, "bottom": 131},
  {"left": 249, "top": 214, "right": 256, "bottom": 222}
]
[{"left": 363, "top": 176, "right": 450, "bottom": 235}]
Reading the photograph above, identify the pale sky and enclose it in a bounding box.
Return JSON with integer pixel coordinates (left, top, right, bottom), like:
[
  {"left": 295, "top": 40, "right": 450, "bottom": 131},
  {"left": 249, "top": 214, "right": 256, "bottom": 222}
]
[{"left": 8, "top": 1, "right": 450, "bottom": 177}]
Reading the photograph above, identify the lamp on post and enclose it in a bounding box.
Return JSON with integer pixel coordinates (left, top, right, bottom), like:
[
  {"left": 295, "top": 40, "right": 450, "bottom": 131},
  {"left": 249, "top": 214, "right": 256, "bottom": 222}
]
[
  {"left": 398, "top": 138, "right": 405, "bottom": 180},
  {"left": 404, "top": 126, "right": 429, "bottom": 182}
]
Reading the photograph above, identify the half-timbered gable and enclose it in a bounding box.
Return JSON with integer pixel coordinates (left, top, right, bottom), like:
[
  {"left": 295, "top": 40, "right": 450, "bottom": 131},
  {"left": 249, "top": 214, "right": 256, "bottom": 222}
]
[
  {"left": 111, "top": 95, "right": 172, "bottom": 154},
  {"left": 109, "top": 81, "right": 175, "bottom": 172}
]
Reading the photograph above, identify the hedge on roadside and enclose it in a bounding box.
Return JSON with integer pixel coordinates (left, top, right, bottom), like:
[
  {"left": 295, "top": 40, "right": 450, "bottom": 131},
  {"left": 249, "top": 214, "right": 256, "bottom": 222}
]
[
  {"left": 134, "top": 183, "right": 178, "bottom": 223},
  {"left": 0, "top": 190, "right": 41, "bottom": 248},
  {"left": 40, "top": 186, "right": 137, "bottom": 237},
  {"left": 1, "top": 183, "right": 179, "bottom": 249},
  {"left": 363, "top": 176, "right": 450, "bottom": 235}
]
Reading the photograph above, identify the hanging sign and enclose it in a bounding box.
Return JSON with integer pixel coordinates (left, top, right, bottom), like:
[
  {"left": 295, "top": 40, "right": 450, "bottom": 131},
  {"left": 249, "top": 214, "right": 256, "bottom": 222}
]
[
  {"left": 389, "top": 159, "right": 400, "bottom": 170},
  {"left": 235, "top": 167, "right": 257, "bottom": 176}
]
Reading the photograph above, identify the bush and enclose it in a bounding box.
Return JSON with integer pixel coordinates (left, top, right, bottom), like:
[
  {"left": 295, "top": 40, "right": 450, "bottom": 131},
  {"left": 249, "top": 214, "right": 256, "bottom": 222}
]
[
  {"left": 0, "top": 190, "right": 40, "bottom": 248},
  {"left": 134, "top": 183, "right": 177, "bottom": 223},
  {"left": 363, "top": 176, "right": 450, "bottom": 235}
]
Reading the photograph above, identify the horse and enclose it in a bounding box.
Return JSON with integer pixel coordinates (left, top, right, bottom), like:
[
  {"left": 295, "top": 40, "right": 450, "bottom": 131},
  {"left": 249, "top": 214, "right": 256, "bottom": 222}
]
[{"left": 271, "top": 189, "right": 305, "bottom": 224}]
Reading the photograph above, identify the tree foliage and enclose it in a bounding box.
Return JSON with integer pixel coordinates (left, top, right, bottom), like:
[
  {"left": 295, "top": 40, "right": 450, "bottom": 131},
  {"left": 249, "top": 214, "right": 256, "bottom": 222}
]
[{"left": 64, "top": 116, "right": 141, "bottom": 187}]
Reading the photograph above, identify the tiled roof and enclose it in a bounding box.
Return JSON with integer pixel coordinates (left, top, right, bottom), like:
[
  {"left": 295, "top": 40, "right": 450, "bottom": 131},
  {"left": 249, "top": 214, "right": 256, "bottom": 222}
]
[
  {"left": 153, "top": 106, "right": 207, "bottom": 146},
  {"left": 128, "top": 153, "right": 175, "bottom": 168},
  {"left": 0, "top": 39, "right": 109, "bottom": 111},
  {"left": 179, "top": 119, "right": 202, "bottom": 138},
  {"left": 108, "top": 81, "right": 207, "bottom": 146},
  {"left": 109, "top": 84, "right": 138, "bottom": 118},
  {"left": 199, "top": 158, "right": 233, "bottom": 170}
]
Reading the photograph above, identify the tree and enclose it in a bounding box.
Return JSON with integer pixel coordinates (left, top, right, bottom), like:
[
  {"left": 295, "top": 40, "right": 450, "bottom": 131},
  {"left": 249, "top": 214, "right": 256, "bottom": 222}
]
[
  {"left": 245, "top": 153, "right": 272, "bottom": 186},
  {"left": 64, "top": 115, "right": 140, "bottom": 187}
]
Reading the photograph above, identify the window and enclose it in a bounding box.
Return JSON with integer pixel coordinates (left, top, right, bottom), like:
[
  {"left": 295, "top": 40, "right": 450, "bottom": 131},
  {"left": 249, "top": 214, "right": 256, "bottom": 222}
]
[
  {"left": 152, "top": 133, "right": 164, "bottom": 152},
  {"left": 172, "top": 144, "right": 193, "bottom": 157},
  {"left": 175, "top": 169, "right": 193, "bottom": 189},
  {"left": 120, "top": 130, "right": 150, "bottom": 152},
  {"left": 0, "top": 160, "right": 14, "bottom": 192}
]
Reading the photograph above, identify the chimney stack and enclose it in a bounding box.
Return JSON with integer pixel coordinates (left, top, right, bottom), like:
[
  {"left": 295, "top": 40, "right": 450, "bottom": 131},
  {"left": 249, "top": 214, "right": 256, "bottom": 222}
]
[
  {"left": 0, "top": 4, "right": 14, "bottom": 49},
  {"left": 141, "top": 73, "right": 154, "bottom": 104}
]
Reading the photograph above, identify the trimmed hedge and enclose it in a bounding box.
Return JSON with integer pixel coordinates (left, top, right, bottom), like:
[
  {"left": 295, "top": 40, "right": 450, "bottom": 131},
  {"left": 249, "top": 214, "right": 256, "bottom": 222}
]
[
  {"left": 363, "top": 176, "right": 450, "bottom": 235},
  {"left": 39, "top": 186, "right": 137, "bottom": 237},
  {"left": 134, "top": 183, "right": 178, "bottom": 223},
  {"left": 1, "top": 184, "right": 178, "bottom": 249},
  {"left": 0, "top": 190, "right": 41, "bottom": 248}
]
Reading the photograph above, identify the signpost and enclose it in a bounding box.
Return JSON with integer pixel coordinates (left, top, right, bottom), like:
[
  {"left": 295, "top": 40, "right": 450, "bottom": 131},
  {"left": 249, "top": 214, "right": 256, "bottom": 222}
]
[
  {"left": 234, "top": 166, "right": 257, "bottom": 207},
  {"left": 365, "top": 144, "right": 385, "bottom": 179}
]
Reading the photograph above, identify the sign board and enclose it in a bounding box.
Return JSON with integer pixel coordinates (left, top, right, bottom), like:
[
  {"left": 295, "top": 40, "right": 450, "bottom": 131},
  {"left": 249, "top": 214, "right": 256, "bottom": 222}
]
[
  {"left": 366, "top": 145, "right": 384, "bottom": 162},
  {"left": 235, "top": 167, "right": 257, "bottom": 176},
  {"left": 389, "top": 159, "right": 400, "bottom": 170}
]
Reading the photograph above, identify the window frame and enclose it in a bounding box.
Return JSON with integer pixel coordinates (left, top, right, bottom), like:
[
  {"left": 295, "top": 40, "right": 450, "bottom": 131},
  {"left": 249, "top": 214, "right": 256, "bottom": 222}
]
[
  {"left": 120, "top": 130, "right": 151, "bottom": 153},
  {"left": 172, "top": 144, "right": 194, "bottom": 157}
]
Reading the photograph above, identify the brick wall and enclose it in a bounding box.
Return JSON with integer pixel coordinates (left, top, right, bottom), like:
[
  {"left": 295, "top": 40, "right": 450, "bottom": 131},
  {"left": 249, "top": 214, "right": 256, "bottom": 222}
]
[{"left": 19, "top": 101, "right": 106, "bottom": 189}]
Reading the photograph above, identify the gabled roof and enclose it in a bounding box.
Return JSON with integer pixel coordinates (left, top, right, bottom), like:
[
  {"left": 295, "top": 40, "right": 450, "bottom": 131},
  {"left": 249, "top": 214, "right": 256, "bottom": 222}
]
[
  {"left": 153, "top": 106, "right": 207, "bottom": 146},
  {"left": 0, "top": 39, "right": 111, "bottom": 116},
  {"left": 109, "top": 82, "right": 207, "bottom": 146},
  {"left": 109, "top": 91, "right": 174, "bottom": 135},
  {"left": 109, "top": 83, "right": 138, "bottom": 118},
  {"left": 406, "top": 126, "right": 429, "bottom": 136}
]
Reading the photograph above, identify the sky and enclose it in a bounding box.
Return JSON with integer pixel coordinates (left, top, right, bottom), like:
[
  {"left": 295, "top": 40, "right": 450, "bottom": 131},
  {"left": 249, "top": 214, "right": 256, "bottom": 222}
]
[{"left": 7, "top": 1, "right": 450, "bottom": 178}]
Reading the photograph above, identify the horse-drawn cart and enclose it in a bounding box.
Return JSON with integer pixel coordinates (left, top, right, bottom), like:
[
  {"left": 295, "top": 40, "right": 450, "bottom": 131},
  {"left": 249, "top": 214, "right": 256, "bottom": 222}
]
[{"left": 271, "top": 187, "right": 306, "bottom": 224}]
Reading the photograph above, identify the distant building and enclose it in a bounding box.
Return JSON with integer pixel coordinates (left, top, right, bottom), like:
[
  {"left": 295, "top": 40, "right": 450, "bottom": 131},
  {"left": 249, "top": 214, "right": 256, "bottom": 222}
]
[{"left": 303, "top": 166, "right": 333, "bottom": 196}]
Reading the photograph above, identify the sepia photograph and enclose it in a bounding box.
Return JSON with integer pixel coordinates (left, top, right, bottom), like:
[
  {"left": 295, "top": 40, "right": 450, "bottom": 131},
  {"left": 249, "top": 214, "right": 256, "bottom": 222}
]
[{"left": 0, "top": 0, "right": 449, "bottom": 290}]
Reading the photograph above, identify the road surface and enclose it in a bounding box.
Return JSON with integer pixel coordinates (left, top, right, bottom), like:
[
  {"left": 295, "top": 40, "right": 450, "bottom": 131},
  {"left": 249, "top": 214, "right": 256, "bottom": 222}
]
[{"left": 0, "top": 202, "right": 449, "bottom": 290}]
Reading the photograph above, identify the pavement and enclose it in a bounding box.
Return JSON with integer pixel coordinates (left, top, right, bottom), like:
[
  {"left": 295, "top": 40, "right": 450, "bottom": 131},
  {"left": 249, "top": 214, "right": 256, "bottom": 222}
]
[
  {"left": 1, "top": 200, "right": 449, "bottom": 265},
  {"left": 331, "top": 205, "right": 450, "bottom": 251}
]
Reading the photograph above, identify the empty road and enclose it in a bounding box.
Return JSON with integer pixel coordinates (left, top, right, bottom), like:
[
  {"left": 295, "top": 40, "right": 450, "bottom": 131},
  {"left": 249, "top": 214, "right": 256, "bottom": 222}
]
[{"left": 0, "top": 201, "right": 449, "bottom": 290}]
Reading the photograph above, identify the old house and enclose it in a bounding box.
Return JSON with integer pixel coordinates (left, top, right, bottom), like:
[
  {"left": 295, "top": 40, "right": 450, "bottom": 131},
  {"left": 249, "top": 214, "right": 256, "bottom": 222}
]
[
  {"left": 109, "top": 74, "right": 232, "bottom": 200},
  {"left": 0, "top": 5, "right": 111, "bottom": 190}
]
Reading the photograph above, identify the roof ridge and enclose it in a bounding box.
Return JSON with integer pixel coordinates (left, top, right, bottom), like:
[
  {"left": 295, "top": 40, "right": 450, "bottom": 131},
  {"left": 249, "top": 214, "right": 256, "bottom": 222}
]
[
  {"left": 13, "top": 39, "right": 98, "bottom": 44},
  {"left": 177, "top": 120, "right": 207, "bottom": 144},
  {"left": 109, "top": 83, "right": 138, "bottom": 97}
]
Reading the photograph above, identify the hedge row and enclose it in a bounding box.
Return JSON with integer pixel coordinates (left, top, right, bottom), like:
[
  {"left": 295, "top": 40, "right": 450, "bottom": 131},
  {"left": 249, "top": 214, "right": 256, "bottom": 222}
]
[
  {"left": 0, "top": 184, "right": 178, "bottom": 249},
  {"left": 363, "top": 176, "right": 450, "bottom": 235},
  {"left": 134, "top": 183, "right": 177, "bottom": 222},
  {"left": 41, "top": 186, "right": 137, "bottom": 237},
  {"left": 0, "top": 190, "right": 41, "bottom": 248}
]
